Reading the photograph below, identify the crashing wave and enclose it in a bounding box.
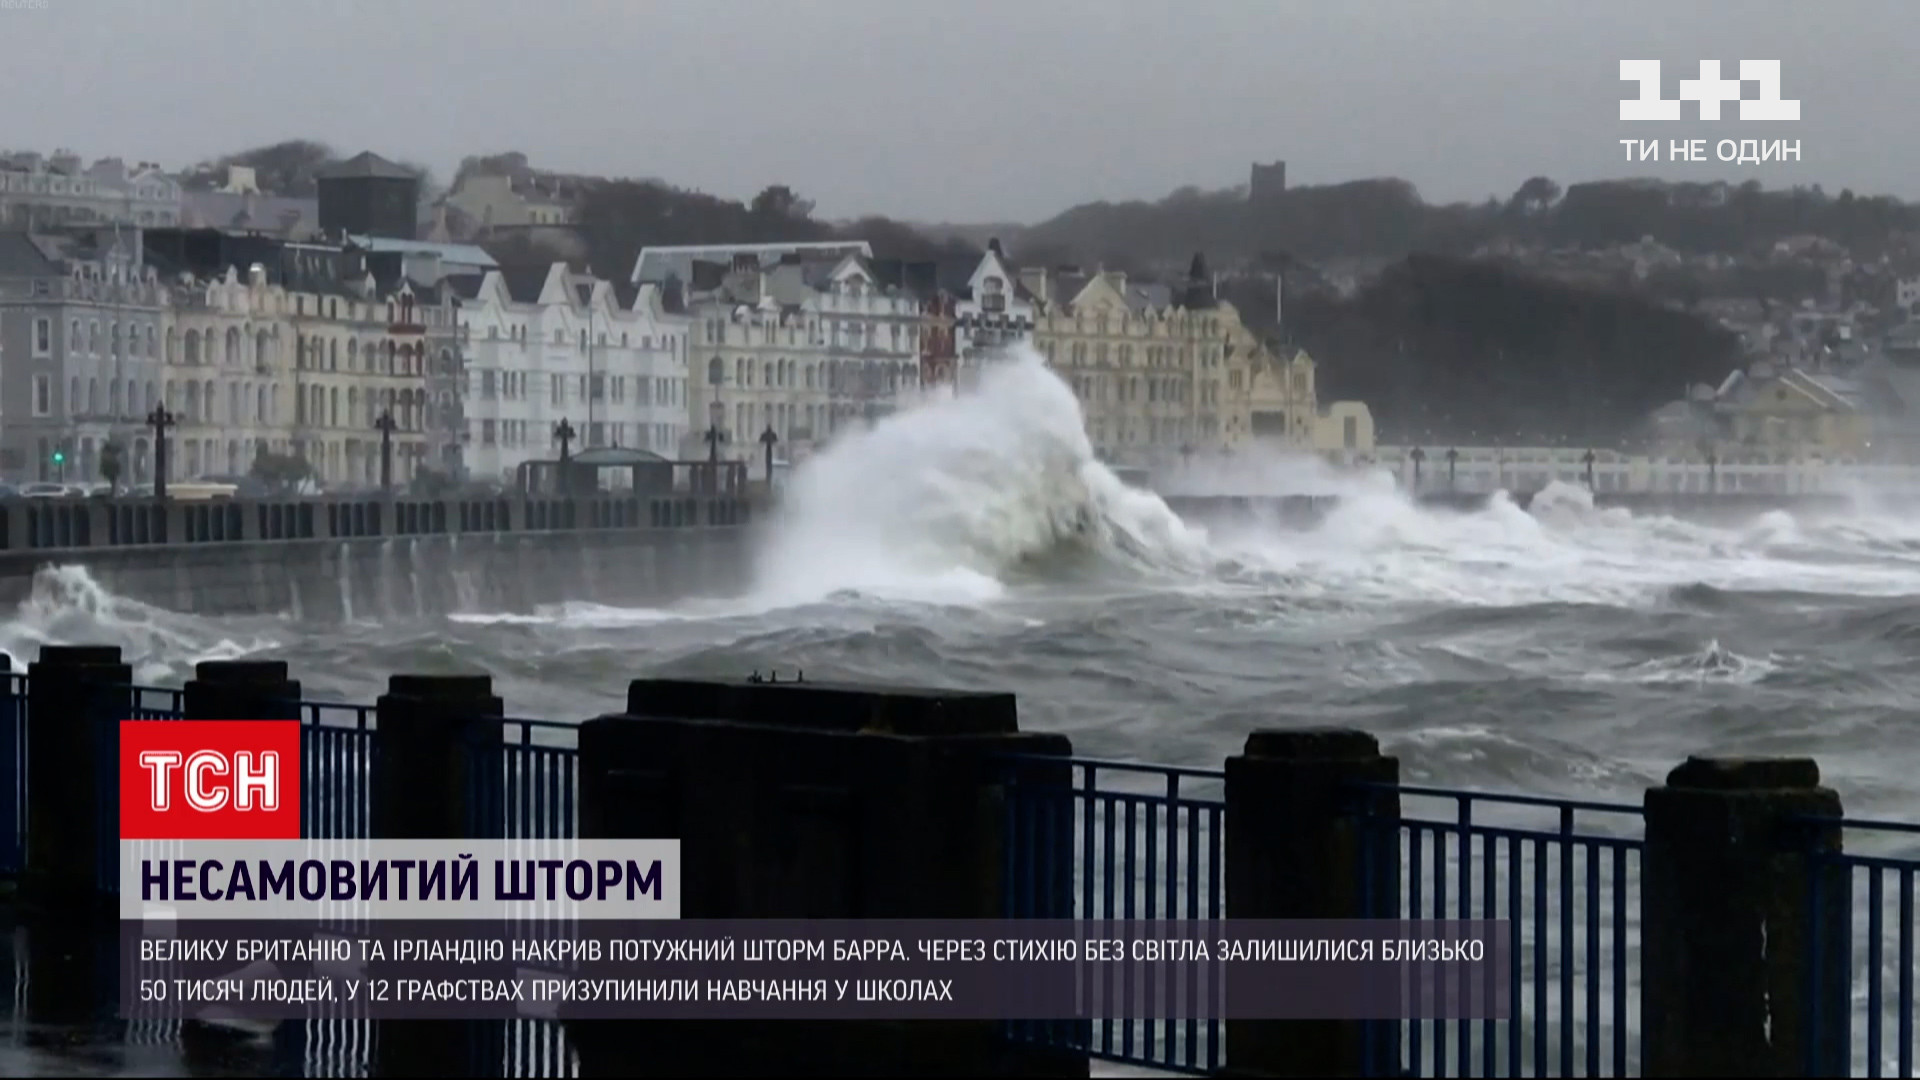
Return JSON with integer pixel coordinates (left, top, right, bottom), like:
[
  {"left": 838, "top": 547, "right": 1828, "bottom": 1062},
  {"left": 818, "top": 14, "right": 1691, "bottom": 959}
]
[{"left": 748, "top": 352, "right": 1215, "bottom": 606}]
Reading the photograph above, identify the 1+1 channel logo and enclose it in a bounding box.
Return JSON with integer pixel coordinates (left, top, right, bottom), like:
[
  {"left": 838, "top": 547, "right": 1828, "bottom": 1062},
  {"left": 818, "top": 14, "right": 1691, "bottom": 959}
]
[{"left": 119, "top": 720, "right": 302, "bottom": 840}]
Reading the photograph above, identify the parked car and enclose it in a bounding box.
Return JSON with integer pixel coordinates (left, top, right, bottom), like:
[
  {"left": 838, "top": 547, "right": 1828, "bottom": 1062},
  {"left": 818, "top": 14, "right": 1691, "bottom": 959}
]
[{"left": 21, "top": 483, "right": 69, "bottom": 498}]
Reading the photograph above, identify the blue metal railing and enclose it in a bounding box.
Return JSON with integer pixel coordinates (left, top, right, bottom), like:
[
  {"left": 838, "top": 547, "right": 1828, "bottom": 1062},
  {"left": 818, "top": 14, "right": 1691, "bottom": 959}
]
[
  {"left": 17, "top": 680, "right": 580, "bottom": 1079},
  {"left": 1000, "top": 754, "right": 1226, "bottom": 1075},
  {"left": 299, "top": 701, "right": 374, "bottom": 841},
  {"left": 10, "top": 671, "right": 1920, "bottom": 1079},
  {"left": 500, "top": 717, "right": 581, "bottom": 841},
  {"left": 1356, "top": 783, "right": 1646, "bottom": 1079},
  {"left": 1809, "top": 818, "right": 1920, "bottom": 1078}
]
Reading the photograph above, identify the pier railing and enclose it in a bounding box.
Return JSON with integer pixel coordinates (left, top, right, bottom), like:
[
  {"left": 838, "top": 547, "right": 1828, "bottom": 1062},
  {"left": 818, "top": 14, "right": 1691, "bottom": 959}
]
[
  {"left": 1808, "top": 817, "right": 1920, "bottom": 1078},
  {"left": 1354, "top": 783, "right": 1645, "bottom": 1079},
  {"left": 1369, "top": 445, "right": 1920, "bottom": 497},
  {"left": 0, "top": 650, "right": 1916, "bottom": 1078}
]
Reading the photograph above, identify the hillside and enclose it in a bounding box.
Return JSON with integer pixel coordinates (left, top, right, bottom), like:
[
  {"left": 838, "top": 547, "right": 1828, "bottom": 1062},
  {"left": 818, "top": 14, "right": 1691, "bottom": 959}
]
[
  {"left": 1220, "top": 255, "right": 1744, "bottom": 445},
  {"left": 1004, "top": 176, "right": 1920, "bottom": 269}
]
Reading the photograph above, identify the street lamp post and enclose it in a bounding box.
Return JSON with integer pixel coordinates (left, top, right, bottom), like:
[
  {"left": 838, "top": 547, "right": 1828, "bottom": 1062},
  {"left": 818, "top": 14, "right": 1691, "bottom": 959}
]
[
  {"left": 553, "top": 417, "right": 577, "bottom": 495},
  {"left": 146, "top": 404, "right": 176, "bottom": 499},
  {"left": 704, "top": 401, "right": 726, "bottom": 466},
  {"left": 1409, "top": 446, "right": 1426, "bottom": 489},
  {"left": 584, "top": 305, "right": 596, "bottom": 449},
  {"left": 759, "top": 424, "right": 779, "bottom": 485},
  {"left": 374, "top": 410, "right": 397, "bottom": 495}
]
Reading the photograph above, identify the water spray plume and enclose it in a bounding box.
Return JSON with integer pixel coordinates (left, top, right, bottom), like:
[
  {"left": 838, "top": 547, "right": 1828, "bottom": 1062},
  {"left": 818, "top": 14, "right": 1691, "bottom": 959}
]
[{"left": 748, "top": 350, "right": 1213, "bottom": 607}]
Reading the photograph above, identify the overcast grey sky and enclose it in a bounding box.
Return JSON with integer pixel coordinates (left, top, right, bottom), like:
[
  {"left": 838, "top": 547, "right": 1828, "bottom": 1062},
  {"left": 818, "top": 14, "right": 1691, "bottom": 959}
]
[{"left": 6, "top": 0, "right": 1910, "bottom": 223}]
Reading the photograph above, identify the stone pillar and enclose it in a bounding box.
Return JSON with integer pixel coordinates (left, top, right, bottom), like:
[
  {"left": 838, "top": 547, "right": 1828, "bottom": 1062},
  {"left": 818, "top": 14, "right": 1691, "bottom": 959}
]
[
  {"left": 565, "top": 676, "right": 1085, "bottom": 1078},
  {"left": 0, "top": 652, "right": 16, "bottom": 872},
  {"left": 182, "top": 660, "right": 304, "bottom": 1061},
  {"left": 371, "top": 675, "right": 504, "bottom": 1079},
  {"left": 1643, "top": 757, "right": 1847, "bottom": 1077},
  {"left": 25, "top": 644, "right": 132, "bottom": 905},
  {"left": 23, "top": 645, "right": 131, "bottom": 1027},
  {"left": 1224, "top": 729, "right": 1400, "bottom": 1078},
  {"left": 183, "top": 659, "right": 301, "bottom": 721}
]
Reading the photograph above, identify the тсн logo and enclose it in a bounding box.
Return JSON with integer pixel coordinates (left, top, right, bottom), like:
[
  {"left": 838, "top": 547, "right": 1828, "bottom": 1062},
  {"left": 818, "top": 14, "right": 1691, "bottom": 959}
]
[{"left": 119, "top": 720, "right": 302, "bottom": 840}]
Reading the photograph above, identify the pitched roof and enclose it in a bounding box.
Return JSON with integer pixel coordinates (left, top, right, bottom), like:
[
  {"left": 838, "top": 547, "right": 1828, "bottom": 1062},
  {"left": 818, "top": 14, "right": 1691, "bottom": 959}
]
[
  {"left": 444, "top": 274, "right": 486, "bottom": 301},
  {"left": 317, "top": 152, "right": 415, "bottom": 181},
  {"left": 631, "top": 241, "right": 871, "bottom": 285},
  {"left": 496, "top": 265, "right": 552, "bottom": 305},
  {"left": 345, "top": 235, "right": 497, "bottom": 270},
  {"left": 0, "top": 231, "right": 58, "bottom": 277}
]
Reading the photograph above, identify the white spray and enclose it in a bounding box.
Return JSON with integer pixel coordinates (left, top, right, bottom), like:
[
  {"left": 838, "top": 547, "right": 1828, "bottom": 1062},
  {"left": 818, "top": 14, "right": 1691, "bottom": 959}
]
[{"left": 748, "top": 351, "right": 1214, "bottom": 607}]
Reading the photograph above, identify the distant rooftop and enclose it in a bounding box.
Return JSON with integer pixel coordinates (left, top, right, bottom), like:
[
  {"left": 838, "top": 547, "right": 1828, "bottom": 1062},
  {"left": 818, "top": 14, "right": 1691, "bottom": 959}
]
[
  {"left": 631, "top": 240, "right": 870, "bottom": 285},
  {"left": 345, "top": 235, "right": 497, "bottom": 270},
  {"left": 317, "top": 152, "right": 415, "bottom": 181}
]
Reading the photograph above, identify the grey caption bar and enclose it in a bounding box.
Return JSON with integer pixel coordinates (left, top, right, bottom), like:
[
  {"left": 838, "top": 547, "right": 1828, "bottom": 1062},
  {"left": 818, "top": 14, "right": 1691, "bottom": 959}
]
[{"left": 123, "top": 918, "right": 1510, "bottom": 1022}]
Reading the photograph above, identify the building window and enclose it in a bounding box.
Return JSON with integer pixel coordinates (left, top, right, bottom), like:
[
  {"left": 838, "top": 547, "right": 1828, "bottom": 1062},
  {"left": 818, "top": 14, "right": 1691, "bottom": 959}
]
[
  {"left": 33, "top": 318, "right": 51, "bottom": 356},
  {"left": 32, "top": 374, "right": 50, "bottom": 417}
]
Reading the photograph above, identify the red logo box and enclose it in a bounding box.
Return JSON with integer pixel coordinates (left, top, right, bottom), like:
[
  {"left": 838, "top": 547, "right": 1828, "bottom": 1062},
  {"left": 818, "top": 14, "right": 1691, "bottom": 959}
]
[{"left": 119, "top": 720, "right": 302, "bottom": 840}]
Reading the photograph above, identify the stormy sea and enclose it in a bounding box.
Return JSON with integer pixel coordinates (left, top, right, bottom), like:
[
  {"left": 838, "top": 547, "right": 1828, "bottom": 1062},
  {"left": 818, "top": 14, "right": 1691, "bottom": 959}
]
[{"left": 11, "top": 352, "right": 1920, "bottom": 822}]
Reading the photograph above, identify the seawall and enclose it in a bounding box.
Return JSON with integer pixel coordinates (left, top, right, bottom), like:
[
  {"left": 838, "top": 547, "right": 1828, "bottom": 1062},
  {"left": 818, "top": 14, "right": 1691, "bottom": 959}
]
[{"left": 0, "top": 492, "right": 756, "bottom": 618}]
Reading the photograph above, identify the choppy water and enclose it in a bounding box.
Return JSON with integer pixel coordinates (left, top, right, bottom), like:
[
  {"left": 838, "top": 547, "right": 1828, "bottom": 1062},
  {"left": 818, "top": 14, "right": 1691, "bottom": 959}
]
[{"left": 10, "top": 355, "right": 1920, "bottom": 821}]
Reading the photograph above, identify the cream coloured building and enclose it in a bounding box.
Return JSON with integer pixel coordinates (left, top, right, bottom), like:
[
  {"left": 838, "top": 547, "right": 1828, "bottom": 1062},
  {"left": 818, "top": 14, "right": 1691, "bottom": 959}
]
[
  {"left": 163, "top": 263, "right": 298, "bottom": 479},
  {"left": 1245, "top": 346, "right": 1376, "bottom": 458},
  {"left": 685, "top": 257, "right": 837, "bottom": 461},
  {"left": 648, "top": 242, "right": 920, "bottom": 463},
  {"left": 1028, "top": 256, "right": 1271, "bottom": 466},
  {"left": 282, "top": 245, "right": 437, "bottom": 488},
  {"left": 1245, "top": 347, "right": 1323, "bottom": 448},
  {"left": 634, "top": 242, "right": 868, "bottom": 461}
]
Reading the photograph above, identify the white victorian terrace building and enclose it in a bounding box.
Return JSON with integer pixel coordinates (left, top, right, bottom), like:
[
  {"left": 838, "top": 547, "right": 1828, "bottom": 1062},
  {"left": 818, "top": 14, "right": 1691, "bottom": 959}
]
[{"left": 456, "top": 262, "right": 690, "bottom": 486}]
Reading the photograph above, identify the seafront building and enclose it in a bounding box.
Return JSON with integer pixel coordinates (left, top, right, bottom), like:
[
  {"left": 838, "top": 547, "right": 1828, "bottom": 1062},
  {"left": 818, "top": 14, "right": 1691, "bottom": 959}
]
[
  {"left": 280, "top": 243, "right": 454, "bottom": 488},
  {"left": 0, "top": 150, "right": 182, "bottom": 229},
  {"left": 165, "top": 260, "right": 298, "bottom": 480},
  {"left": 1025, "top": 254, "right": 1255, "bottom": 464},
  {"left": 0, "top": 229, "right": 171, "bottom": 482},
  {"left": 634, "top": 241, "right": 928, "bottom": 463},
  {"left": 152, "top": 236, "right": 470, "bottom": 489},
  {"left": 457, "top": 261, "right": 690, "bottom": 485},
  {"left": 951, "top": 239, "right": 1036, "bottom": 387}
]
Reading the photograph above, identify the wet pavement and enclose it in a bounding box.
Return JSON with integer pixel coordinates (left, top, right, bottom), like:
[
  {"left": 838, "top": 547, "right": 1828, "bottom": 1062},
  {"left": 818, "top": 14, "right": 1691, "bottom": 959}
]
[
  {"left": 0, "top": 907, "right": 272, "bottom": 1078},
  {"left": 0, "top": 1022, "right": 268, "bottom": 1077}
]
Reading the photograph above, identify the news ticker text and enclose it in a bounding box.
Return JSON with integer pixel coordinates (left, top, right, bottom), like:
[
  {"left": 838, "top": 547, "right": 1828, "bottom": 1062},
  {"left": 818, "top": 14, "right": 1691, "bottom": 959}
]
[{"left": 124, "top": 919, "right": 1509, "bottom": 1021}]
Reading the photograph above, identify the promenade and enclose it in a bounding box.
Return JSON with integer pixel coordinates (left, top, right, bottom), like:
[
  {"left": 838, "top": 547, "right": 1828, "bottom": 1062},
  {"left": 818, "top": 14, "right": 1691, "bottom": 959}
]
[{"left": 0, "top": 649, "right": 1914, "bottom": 1077}]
